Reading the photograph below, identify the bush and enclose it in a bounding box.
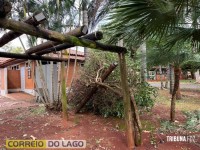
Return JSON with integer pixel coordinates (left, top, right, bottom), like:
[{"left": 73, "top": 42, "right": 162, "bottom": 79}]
[
  {"left": 134, "top": 82, "right": 157, "bottom": 110},
  {"left": 69, "top": 50, "right": 157, "bottom": 118},
  {"left": 184, "top": 110, "right": 200, "bottom": 132}
]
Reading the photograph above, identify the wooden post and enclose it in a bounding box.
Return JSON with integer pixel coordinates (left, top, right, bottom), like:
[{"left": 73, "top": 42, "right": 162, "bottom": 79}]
[
  {"left": 61, "top": 61, "right": 68, "bottom": 119},
  {"left": 118, "top": 52, "right": 135, "bottom": 149}
]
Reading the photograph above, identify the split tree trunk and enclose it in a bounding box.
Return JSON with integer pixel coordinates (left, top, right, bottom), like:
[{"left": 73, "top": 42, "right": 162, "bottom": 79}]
[
  {"left": 170, "top": 66, "right": 181, "bottom": 122},
  {"left": 75, "top": 63, "right": 118, "bottom": 113},
  {"left": 130, "top": 95, "right": 142, "bottom": 146},
  {"left": 118, "top": 53, "right": 135, "bottom": 149}
]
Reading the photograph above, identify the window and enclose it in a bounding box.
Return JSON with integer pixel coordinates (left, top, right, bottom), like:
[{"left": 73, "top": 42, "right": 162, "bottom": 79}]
[
  {"left": 80, "top": 63, "right": 84, "bottom": 67},
  {"left": 28, "top": 66, "right": 31, "bottom": 79},
  {"left": 11, "top": 65, "right": 20, "bottom": 70}
]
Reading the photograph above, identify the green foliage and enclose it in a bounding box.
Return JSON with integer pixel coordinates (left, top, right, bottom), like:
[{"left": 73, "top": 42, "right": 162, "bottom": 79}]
[
  {"left": 70, "top": 50, "right": 157, "bottom": 118},
  {"left": 134, "top": 82, "right": 157, "bottom": 110},
  {"left": 147, "top": 39, "right": 192, "bottom": 68},
  {"left": 103, "top": 0, "right": 200, "bottom": 52},
  {"left": 160, "top": 110, "right": 200, "bottom": 133},
  {"left": 29, "top": 106, "right": 46, "bottom": 115},
  {"left": 184, "top": 110, "right": 200, "bottom": 132},
  {"left": 96, "top": 96, "right": 124, "bottom": 118},
  {"left": 2, "top": 45, "right": 23, "bottom": 53},
  {"left": 160, "top": 120, "right": 177, "bottom": 133}
]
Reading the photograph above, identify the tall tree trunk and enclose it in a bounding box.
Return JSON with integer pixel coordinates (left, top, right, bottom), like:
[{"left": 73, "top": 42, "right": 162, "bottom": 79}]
[
  {"left": 169, "top": 64, "right": 174, "bottom": 94},
  {"left": 159, "top": 65, "right": 164, "bottom": 89},
  {"left": 82, "top": 0, "right": 89, "bottom": 60},
  {"left": 170, "top": 66, "right": 181, "bottom": 122},
  {"left": 176, "top": 67, "right": 182, "bottom": 100},
  {"left": 165, "top": 65, "right": 169, "bottom": 89},
  {"left": 140, "top": 42, "right": 147, "bottom": 83},
  {"left": 191, "top": 70, "right": 195, "bottom": 79},
  {"left": 61, "top": 61, "right": 68, "bottom": 120}
]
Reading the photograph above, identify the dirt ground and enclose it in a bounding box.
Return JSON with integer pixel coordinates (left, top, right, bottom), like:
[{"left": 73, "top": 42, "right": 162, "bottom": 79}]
[{"left": 0, "top": 92, "right": 199, "bottom": 150}]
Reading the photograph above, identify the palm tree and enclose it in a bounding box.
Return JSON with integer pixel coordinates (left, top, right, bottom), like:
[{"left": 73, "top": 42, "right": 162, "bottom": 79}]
[
  {"left": 147, "top": 40, "right": 194, "bottom": 122},
  {"left": 103, "top": 0, "right": 200, "bottom": 122},
  {"left": 104, "top": 0, "right": 200, "bottom": 48}
]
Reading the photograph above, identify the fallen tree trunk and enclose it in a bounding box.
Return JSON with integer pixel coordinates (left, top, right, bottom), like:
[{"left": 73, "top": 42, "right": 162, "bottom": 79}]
[
  {"left": 0, "top": 51, "right": 68, "bottom": 63},
  {"left": 0, "top": 0, "right": 11, "bottom": 18},
  {"left": 0, "top": 18, "right": 127, "bottom": 53},
  {"left": 25, "top": 25, "right": 88, "bottom": 55},
  {"left": 35, "top": 31, "right": 103, "bottom": 55},
  {"left": 0, "top": 13, "right": 46, "bottom": 47},
  {"left": 75, "top": 62, "right": 118, "bottom": 113}
]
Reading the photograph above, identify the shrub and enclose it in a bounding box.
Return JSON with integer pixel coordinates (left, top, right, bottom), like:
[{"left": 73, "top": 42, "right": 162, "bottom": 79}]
[{"left": 69, "top": 50, "right": 157, "bottom": 118}]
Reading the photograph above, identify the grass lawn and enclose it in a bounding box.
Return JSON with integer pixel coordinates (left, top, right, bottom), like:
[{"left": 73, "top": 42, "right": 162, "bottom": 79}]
[
  {"left": 155, "top": 89, "right": 200, "bottom": 112},
  {"left": 180, "top": 79, "right": 196, "bottom": 84}
]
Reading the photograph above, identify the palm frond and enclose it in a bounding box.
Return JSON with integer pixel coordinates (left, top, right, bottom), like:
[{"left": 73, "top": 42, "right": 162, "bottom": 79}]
[{"left": 103, "top": 0, "right": 200, "bottom": 50}]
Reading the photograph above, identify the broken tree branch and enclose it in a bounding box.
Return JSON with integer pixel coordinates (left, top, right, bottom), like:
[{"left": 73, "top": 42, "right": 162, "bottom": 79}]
[
  {"left": 75, "top": 62, "right": 118, "bottom": 113},
  {"left": 95, "top": 82, "right": 122, "bottom": 97}
]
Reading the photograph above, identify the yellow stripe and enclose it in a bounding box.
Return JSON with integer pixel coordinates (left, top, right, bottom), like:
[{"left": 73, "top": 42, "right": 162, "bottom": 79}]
[{"left": 6, "top": 140, "right": 46, "bottom": 149}]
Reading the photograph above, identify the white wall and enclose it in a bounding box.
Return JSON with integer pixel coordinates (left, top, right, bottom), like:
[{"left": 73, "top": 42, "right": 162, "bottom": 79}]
[{"left": 195, "top": 70, "right": 200, "bottom": 83}]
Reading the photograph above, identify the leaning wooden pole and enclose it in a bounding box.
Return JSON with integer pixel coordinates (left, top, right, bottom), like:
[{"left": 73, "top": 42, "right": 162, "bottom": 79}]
[
  {"left": 0, "top": 18, "right": 126, "bottom": 53},
  {"left": 61, "top": 61, "right": 68, "bottom": 120},
  {"left": 75, "top": 62, "right": 118, "bottom": 113},
  {"left": 118, "top": 52, "right": 135, "bottom": 149},
  {"left": 25, "top": 25, "right": 88, "bottom": 55},
  {"left": 35, "top": 31, "right": 103, "bottom": 55}
]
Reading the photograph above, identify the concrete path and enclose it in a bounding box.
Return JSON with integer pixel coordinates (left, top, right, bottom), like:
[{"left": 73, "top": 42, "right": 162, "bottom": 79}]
[
  {"left": 149, "top": 82, "right": 200, "bottom": 91},
  {"left": 0, "top": 92, "right": 37, "bottom": 111}
]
